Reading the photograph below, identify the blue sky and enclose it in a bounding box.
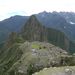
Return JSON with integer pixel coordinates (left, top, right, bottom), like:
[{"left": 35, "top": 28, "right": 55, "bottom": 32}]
[{"left": 0, "top": 0, "right": 75, "bottom": 20}]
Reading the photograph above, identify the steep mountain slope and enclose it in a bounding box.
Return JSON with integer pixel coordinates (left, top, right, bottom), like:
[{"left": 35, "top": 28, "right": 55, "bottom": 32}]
[
  {"left": 59, "top": 12, "right": 75, "bottom": 23},
  {"left": 47, "top": 28, "right": 69, "bottom": 51},
  {"left": 36, "top": 11, "right": 75, "bottom": 41},
  {"left": 0, "top": 43, "right": 23, "bottom": 75},
  {"left": 36, "top": 11, "right": 67, "bottom": 28},
  {"left": 0, "top": 15, "right": 28, "bottom": 43},
  {"left": 21, "top": 15, "right": 47, "bottom": 42},
  {"left": 59, "top": 12, "right": 75, "bottom": 41}
]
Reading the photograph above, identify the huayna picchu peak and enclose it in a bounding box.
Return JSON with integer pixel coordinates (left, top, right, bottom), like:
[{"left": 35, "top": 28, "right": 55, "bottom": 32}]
[{"left": 21, "top": 15, "right": 48, "bottom": 42}]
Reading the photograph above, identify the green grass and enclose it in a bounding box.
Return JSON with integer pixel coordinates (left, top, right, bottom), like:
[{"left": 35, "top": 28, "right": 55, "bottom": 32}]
[
  {"left": 31, "top": 44, "right": 40, "bottom": 49},
  {"left": 31, "top": 42, "right": 47, "bottom": 50}
]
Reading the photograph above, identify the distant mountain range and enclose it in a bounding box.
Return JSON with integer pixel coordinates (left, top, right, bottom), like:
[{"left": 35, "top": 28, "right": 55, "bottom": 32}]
[
  {"left": 36, "top": 11, "right": 75, "bottom": 41},
  {"left": 0, "top": 11, "right": 75, "bottom": 44},
  {"left": 0, "top": 16, "right": 28, "bottom": 43}
]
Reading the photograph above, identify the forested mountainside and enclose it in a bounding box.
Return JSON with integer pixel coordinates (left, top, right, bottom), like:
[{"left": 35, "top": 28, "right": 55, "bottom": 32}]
[
  {"left": 36, "top": 11, "right": 75, "bottom": 42},
  {"left": 0, "top": 16, "right": 28, "bottom": 43},
  {"left": 0, "top": 15, "right": 75, "bottom": 75}
]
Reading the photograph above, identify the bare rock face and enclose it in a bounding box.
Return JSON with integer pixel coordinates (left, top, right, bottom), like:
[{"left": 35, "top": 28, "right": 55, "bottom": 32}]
[
  {"left": 65, "top": 68, "right": 72, "bottom": 75},
  {"left": 33, "top": 66, "right": 75, "bottom": 75}
]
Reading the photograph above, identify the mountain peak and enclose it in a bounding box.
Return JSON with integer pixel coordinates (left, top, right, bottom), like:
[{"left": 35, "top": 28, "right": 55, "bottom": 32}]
[
  {"left": 29, "top": 15, "right": 37, "bottom": 19},
  {"left": 21, "top": 15, "right": 47, "bottom": 42},
  {"left": 24, "top": 15, "right": 42, "bottom": 27}
]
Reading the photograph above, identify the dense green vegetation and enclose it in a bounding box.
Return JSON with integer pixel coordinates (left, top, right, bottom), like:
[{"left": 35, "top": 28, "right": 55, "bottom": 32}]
[
  {"left": 0, "top": 44, "right": 23, "bottom": 75},
  {"left": 0, "top": 15, "right": 75, "bottom": 75}
]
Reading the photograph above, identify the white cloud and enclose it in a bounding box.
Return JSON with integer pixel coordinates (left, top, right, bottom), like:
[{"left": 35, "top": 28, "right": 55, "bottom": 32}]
[{"left": 0, "top": 0, "right": 75, "bottom": 20}]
